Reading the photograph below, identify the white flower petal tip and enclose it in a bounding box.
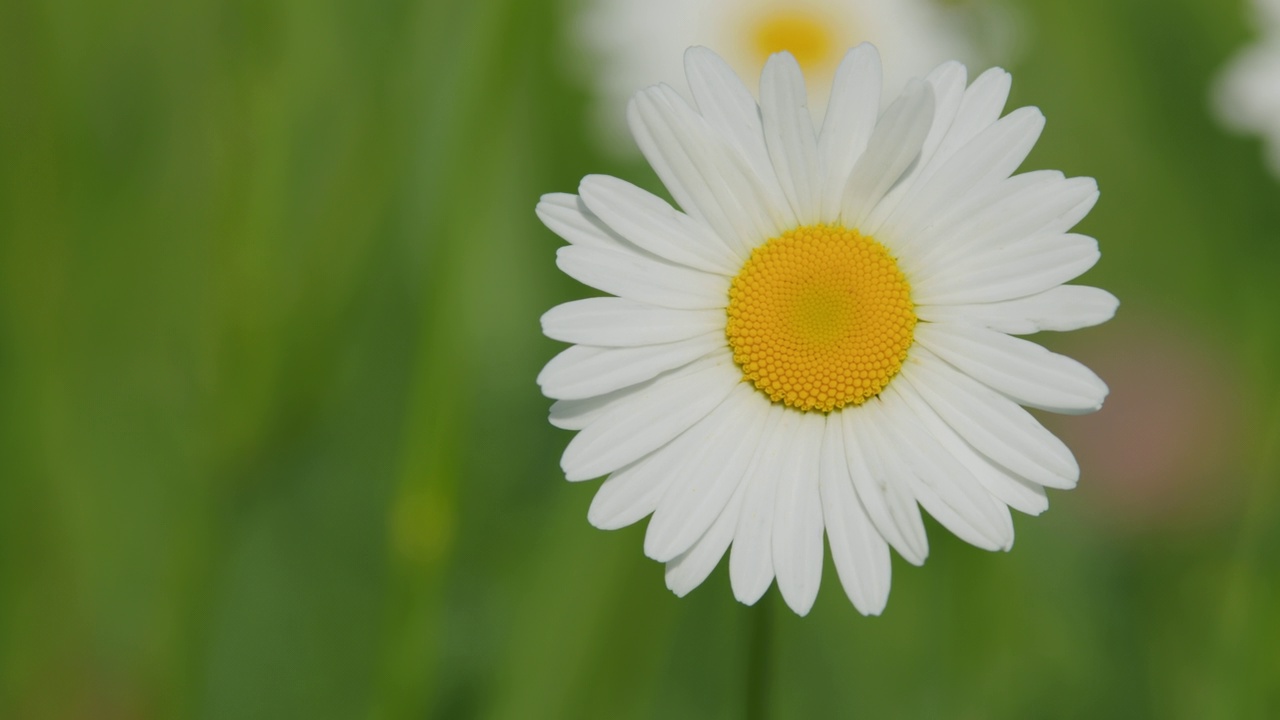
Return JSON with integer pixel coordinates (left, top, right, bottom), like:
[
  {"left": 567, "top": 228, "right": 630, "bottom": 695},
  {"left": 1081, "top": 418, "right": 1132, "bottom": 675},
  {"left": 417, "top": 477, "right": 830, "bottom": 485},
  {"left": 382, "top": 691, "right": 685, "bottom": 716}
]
[
  {"left": 915, "top": 286, "right": 1119, "bottom": 335},
  {"left": 538, "top": 45, "right": 1111, "bottom": 615},
  {"left": 915, "top": 323, "right": 1110, "bottom": 415}
]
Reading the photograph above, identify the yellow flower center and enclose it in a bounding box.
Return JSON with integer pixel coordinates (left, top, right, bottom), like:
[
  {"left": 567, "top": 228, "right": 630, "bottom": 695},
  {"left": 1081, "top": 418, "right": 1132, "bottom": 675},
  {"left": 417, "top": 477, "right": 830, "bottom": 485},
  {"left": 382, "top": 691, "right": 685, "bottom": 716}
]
[
  {"left": 750, "top": 10, "right": 836, "bottom": 72},
  {"left": 726, "top": 225, "right": 917, "bottom": 413}
]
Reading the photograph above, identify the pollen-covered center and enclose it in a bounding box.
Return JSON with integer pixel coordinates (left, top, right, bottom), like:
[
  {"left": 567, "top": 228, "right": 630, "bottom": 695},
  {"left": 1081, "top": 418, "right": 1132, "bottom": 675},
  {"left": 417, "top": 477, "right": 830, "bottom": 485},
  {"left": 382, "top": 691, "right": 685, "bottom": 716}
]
[
  {"left": 726, "top": 225, "right": 917, "bottom": 413},
  {"left": 750, "top": 10, "right": 835, "bottom": 71}
]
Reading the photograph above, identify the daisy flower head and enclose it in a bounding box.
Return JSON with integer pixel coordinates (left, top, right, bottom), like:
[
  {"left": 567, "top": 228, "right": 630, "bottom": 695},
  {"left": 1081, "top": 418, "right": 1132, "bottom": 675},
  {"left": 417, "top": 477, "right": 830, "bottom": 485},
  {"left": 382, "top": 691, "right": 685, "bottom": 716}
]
[
  {"left": 537, "top": 45, "right": 1117, "bottom": 616},
  {"left": 1214, "top": 0, "right": 1280, "bottom": 174},
  {"left": 575, "top": 0, "right": 976, "bottom": 152}
]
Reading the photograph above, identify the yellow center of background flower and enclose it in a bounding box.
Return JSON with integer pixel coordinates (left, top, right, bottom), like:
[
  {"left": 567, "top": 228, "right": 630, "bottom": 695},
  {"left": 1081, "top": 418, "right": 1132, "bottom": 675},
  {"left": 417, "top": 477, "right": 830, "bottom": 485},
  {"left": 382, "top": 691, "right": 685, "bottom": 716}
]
[
  {"left": 751, "top": 10, "right": 835, "bottom": 71},
  {"left": 726, "top": 225, "right": 916, "bottom": 413}
]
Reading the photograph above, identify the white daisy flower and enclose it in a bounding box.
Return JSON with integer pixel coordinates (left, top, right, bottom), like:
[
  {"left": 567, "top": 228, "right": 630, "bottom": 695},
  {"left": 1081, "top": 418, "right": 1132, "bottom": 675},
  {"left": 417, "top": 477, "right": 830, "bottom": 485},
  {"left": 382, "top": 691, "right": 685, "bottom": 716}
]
[
  {"left": 1214, "top": 0, "right": 1280, "bottom": 174},
  {"left": 575, "top": 0, "right": 977, "bottom": 152},
  {"left": 536, "top": 45, "right": 1117, "bottom": 616}
]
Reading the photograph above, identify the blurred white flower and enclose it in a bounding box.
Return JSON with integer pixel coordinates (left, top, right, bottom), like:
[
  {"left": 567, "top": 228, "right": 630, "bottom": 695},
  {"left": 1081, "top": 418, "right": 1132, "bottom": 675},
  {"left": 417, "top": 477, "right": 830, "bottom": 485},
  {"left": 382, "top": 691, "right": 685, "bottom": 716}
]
[
  {"left": 574, "top": 0, "right": 979, "bottom": 153},
  {"left": 1214, "top": 0, "right": 1280, "bottom": 174},
  {"left": 537, "top": 46, "right": 1114, "bottom": 616}
]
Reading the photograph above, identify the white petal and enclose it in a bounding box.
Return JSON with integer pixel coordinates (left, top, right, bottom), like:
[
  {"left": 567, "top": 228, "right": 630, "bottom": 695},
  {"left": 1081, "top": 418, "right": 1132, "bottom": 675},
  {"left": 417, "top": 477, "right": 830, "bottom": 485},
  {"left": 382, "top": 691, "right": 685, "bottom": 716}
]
[
  {"left": 839, "top": 79, "right": 935, "bottom": 229},
  {"left": 536, "top": 193, "right": 618, "bottom": 251},
  {"left": 970, "top": 175, "right": 1096, "bottom": 252},
  {"left": 537, "top": 333, "right": 724, "bottom": 401},
  {"left": 556, "top": 244, "right": 730, "bottom": 310},
  {"left": 644, "top": 385, "right": 770, "bottom": 562},
  {"left": 910, "top": 233, "right": 1100, "bottom": 306},
  {"left": 683, "top": 46, "right": 785, "bottom": 208},
  {"left": 819, "top": 413, "right": 891, "bottom": 615},
  {"left": 889, "top": 379, "right": 1049, "bottom": 516},
  {"left": 541, "top": 297, "right": 724, "bottom": 347},
  {"left": 729, "top": 405, "right": 793, "bottom": 605},
  {"left": 819, "top": 44, "right": 882, "bottom": 222},
  {"left": 579, "top": 174, "right": 743, "bottom": 273},
  {"left": 927, "top": 68, "right": 1012, "bottom": 172},
  {"left": 664, "top": 474, "right": 748, "bottom": 597},
  {"left": 915, "top": 286, "right": 1120, "bottom": 335},
  {"left": 893, "top": 170, "right": 1064, "bottom": 275},
  {"left": 901, "top": 352, "right": 1079, "bottom": 489},
  {"left": 911, "top": 175, "right": 1097, "bottom": 276},
  {"left": 549, "top": 378, "right": 656, "bottom": 432},
  {"left": 628, "top": 86, "right": 787, "bottom": 256},
  {"left": 588, "top": 442, "right": 686, "bottom": 530},
  {"left": 913, "top": 62, "right": 970, "bottom": 169},
  {"left": 771, "top": 412, "right": 826, "bottom": 616},
  {"left": 840, "top": 404, "right": 929, "bottom": 565},
  {"left": 549, "top": 352, "right": 723, "bottom": 433},
  {"left": 877, "top": 107, "right": 1046, "bottom": 253},
  {"left": 863, "top": 61, "right": 969, "bottom": 233},
  {"left": 760, "top": 52, "right": 821, "bottom": 224},
  {"left": 915, "top": 323, "right": 1109, "bottom": 414},
  {"left": 540, "top": 191, "right": 734, "bottom": 310},
  {"left": 561, "top": 350, "right": 739, "bottom": 481},
  {"left": 879, "top": 386, "right": 1015, "bottom": 551}
]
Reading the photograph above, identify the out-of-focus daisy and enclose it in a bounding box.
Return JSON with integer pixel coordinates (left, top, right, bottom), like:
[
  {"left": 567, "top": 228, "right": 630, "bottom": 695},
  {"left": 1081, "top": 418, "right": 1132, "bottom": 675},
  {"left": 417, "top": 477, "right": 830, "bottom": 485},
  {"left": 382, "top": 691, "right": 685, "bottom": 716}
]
[
  {"left": 1214, "top": 0, "right": 1280, "bottom": 174},
  {"left": 537, "top": 45, "right": 1115, "bottom": 616},
  {"left": 575, "top": 0, "right": 977, "bottom": 151}
]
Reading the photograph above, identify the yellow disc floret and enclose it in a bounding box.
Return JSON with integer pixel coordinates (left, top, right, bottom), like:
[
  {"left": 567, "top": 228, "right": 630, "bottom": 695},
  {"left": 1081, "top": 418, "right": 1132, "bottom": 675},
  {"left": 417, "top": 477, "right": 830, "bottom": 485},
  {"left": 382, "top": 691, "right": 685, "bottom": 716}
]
[{"left": 726, "top": 225, "right": 916, "bottom": 413}]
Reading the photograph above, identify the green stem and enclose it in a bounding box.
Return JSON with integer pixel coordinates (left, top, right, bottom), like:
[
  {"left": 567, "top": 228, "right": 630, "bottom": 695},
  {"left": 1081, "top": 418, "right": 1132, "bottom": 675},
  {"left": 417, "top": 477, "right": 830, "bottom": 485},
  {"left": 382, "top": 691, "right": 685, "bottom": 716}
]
[{"left": 746, "top": 590, "right": 775, "bottom": 720}]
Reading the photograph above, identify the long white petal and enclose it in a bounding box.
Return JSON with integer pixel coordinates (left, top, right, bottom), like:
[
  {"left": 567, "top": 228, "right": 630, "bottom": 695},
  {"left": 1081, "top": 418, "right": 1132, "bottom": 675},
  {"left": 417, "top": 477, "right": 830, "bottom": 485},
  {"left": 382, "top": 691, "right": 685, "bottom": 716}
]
[
  {"left": 536, "top": 193, "right": 619, "bottom": 251},
  {"left": 911, "top": 175, "right": 1097, "bottom": 275},
  {"left": 962, "top": 175, "right": 1096, "bottom": 255},
  {"left": 760, "top": 52, "right": 821, "bottom": 224},
  {"left": 549, "top": 375, "right": 661, "bottom": 432},
  {"left": 548, "top": 346, "right": 726, "bottom": 432},
  {"left": 863, "top": 61, "right": 969, "bottom": 233},
  {"left": 561, "top": 350, "right": 739, "bottom": 481},
  {"left": 839, "top": 79, "right": 935, "bottom": 228},
  {"left": 664, "top": 473, "right": 749, "bottom": 598},
  {"left": 879, "top": 107, "right": 1046, "bottom": 254},
  {"left": 628, "top": 86, "right": 788, "bottom": 256},
  {"left": 841, "top": 404, "right": 929, "bottom": 565},
  {"left": 541, "top": 193, "right": 733, "bottom": 309},
  {"left": 889, "top": 379, "right": 1050, "bottom": 516},
  {"left": 879, "top": 385, "right": 1015, "bottom": 551},
  {"left": 927, "top": 67, "right": 1012, "bottom": 172},
  {"left": 819, "top": 413, "right": 891, "bottom": 615},
  {"left": 892, "top": 170, "right": 1064, "bottom": 275},
  {"left": 541, "top": 297, "right": 724, "bottom": 347},
  {"left": 556, "top": 244, "right": 730, "bottom": 310},
  {"left": 538, "top": 333, "right": 724, "bottom": 400},
  {"left": 915, "top": 286, "right": 1120, "bottom": 335},
  {"left": 683, "top": 46, "right": 788, "bottom": 212},
  {"left": 579, "top": 174, "right": 744, "bottom": 273},
  {"left": 772, "top": 412, "right": 826, "bottom": 616},
  {"left": 915, "top": 323, "right": 1109, "bottom": 414},
  {"left": 645, "top": 386, "right": 771, "bottom": 562},
  {"left": 587, "top": 446, "right": 685, "bottom": 530},
  {"left": 912, "top": 62, "right": 970, "bottom": 170},
  {"left": 819, "top": 44, "right": 882, "bottom": 221},
  {"left": 729, "top": 405, "right": 794, "bottom": 605},
  {"left": 901, "top": 351, "right": 1079, "bottom": 489},
  {"left": 910, "top": 233, "right": 1100, "bottom": 306}
]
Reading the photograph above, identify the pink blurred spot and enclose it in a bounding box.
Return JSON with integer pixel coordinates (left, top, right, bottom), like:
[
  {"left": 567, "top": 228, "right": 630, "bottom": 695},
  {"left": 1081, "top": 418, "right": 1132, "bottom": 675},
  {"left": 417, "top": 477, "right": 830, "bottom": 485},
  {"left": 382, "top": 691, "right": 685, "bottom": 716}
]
[{"left": 1045, "top": 312, "right": 1246, "bottom": 533}]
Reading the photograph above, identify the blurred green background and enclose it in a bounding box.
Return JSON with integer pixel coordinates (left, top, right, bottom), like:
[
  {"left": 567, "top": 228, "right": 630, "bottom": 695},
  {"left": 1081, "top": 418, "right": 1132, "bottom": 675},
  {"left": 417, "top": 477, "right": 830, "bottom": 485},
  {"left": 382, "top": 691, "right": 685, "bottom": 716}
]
[{"left": 2, "top": 0, "right": 1279, "bottom": 717}]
